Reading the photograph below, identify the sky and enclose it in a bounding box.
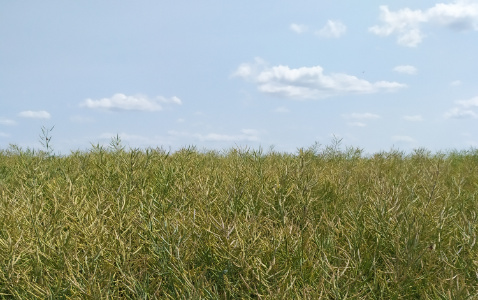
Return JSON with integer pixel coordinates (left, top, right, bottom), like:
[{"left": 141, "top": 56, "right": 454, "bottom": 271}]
[{"left": 1, "top": 1, "right": 478, "bottom": 155}]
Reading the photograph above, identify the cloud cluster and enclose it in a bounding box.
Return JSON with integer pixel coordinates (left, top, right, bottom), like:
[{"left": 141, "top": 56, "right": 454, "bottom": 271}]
[
  {"left": 234, "top": 59, "right": 406, "bottom": 100},
  {"left": 18, "top": 110, "right": 51, "bottom": 119},
  {"left": 370, "top": 1, "right": 478, "bottom": 47},
  {"left": 80, "top": 93, "right": 182, "bottom": 112},
  {"left": 445, "top": 96, "right": 478, "bottom": 119}
]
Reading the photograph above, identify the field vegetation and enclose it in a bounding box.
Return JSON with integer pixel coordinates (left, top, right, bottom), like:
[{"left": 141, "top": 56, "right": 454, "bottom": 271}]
[{"left": 0, "top": 136, "right": 477, "bottom": 299}]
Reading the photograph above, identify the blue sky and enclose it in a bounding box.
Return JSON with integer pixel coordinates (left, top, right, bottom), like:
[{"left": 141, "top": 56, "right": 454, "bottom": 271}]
[{"left": 1, "top": 1, "right": 478, "bottom": 154}]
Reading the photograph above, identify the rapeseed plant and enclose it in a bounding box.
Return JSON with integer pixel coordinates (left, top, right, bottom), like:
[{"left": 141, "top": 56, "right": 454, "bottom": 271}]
[{"left": 0, "top": 139, "right": 477, "bottom": 298}]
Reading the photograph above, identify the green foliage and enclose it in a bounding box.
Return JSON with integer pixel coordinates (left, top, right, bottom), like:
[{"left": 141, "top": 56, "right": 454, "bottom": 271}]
[{"left": 0, "top": 141, "right": 478, "bottom": 298}]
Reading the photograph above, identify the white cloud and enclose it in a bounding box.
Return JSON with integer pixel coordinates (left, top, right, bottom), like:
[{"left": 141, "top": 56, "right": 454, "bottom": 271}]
[
  {"left": 290, "top": 23, "right": 308, "bottom": 34},
  {"left": 369, "top": 6, "right": 426, "bottom": 47},
  {"left": 80, "top": 93, "right": 182, "bottom": 112},
  {"left": 343, "top": 113, "right": 380, "bottom": 127},
  {"left": 18, "top": 110, "right": 51, "bottom": 119},
  {"left": 233, "top": 57, "right": 266, "bottom": 79},
  {"left": 456, "top": 96, "right": 478, "bottom": 108},
  {"left": 348, "top": 122, "right": 366, "bottom": 127},
  {"left": 370, "top": 1, "right": 478, "bottom": 47},
  {"left": 392, "top": 135, "right": 415, "bottom": 143},
  {"left": 0, "top": 118, "right": 16, "bottom": 126},
  {"left": 450, "top": 80, "right": 462, "bottom": 86},
  {"left": 403, "top": 115, "right": 423, "bottom": 121},
  {"left": 241, "top": 129, "right": 260, "bottom": 136},
  {"left": 167, "top": 130, "right": 189, "bottom": 138},
  {"left": 167, "top": 129, "right": 261, "bottom": 143},
  {"left": 0, "top": 132, "right": 9, "bottom": 137},
  {"left": 194, "top": 129, "right": 260, "bottom": 142},
  {"left": 343, "top": 112, "right": 381, "bottom": 120},
  {"left": 393, "top": 65, "right": 418, "bottom": 74},
  {"left": 445, "top": 108, "right": 478, "bottom": 118},
  {"left": 445, "top": 96, "right": 478, "bottom": 119},
  {"left": 317, "top": 20, "right": 347, "bottom": 38},
  {"left": 162, "top": 96, "right": 182, "bottom": 105},
  {"left": 427, "top": 1, "right": 478, "bottom": 30},
  {"left": 234, "top": 59, "right": 406, "bottom": 100}
]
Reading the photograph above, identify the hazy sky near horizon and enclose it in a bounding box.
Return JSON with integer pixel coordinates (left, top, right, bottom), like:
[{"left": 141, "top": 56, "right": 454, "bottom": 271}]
[{"left": 1, "top": 1, "right": 478, "bottom": 154}]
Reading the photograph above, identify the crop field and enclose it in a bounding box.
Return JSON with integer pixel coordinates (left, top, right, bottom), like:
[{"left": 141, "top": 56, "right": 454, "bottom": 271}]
[{"left": 0, "top": 140, "right": 477, "bottom": 299}]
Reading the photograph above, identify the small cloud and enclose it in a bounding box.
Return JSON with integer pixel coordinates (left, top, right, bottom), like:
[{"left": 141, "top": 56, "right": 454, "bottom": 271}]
[
  {"left": 232, "top": 57, "right": 266, "bottom": 79},
  {"left": 445, "top": 96, "right": 478, "bottom": 119},
  {"left": 445, "top": 108, "right": 478, "bottom": 119},
  {"left": 392, "top": 135, "right": 415, "bottom": 143},
  {"left": 290, "top": 23, "right": 308, "bottom": 34},
  {"left": 450, "top": 80, "right": 462, "bottom": 86},
  {"left": 0, "top": 132, "right": 9, "bottom": 137},
  {"left": 457, "top": 97, "right": 478, "bottom": 108},
  {"left": 348, "top": 122, "right": 366, "bottom": 127},
  {"left": 18, "top": 110, "right": 51, "bottom": 119},
  {"left": 343, "top": 113, "right": 380, "bottom": 127},
  {"left": 167, "top": 129, "right": 261, "bottom": 143},
  {"left": 403, "top": 115, "right": 423, "bottom": 121},
  {"left": 343, "top": 112, "right": 381, "bottom": 120},
  {"left": 370, "top": 2, "right": 478, "bottom": 47},
  {"left": 162, "top": 96, "right": 182, "bottom": 105},
  {"left": 233, "top": 59, "right": 406, "bottom": 100},
  {"left": 241, "top": 129, "right": 260, "bottom": 135},
  {"left": 0, "top": 118, "right": 16, "bottom": 126},
  {"left": 176, "top": 118, "right": 185, "bottom": 123},
  {"left": 274, "top": 106, "right": 290, "bottom": 113},
  {"left": 393, "top": 65, "right": 418, "bottom": 75},
  {"left": 167, "top": 130, "right": 189, "bottom": 137},
  {"left": 80, "top": 93, "right": 181, "bottom": 112},
  {"left": 317, "top": 20, "right": 347, "bottom": 38}
]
